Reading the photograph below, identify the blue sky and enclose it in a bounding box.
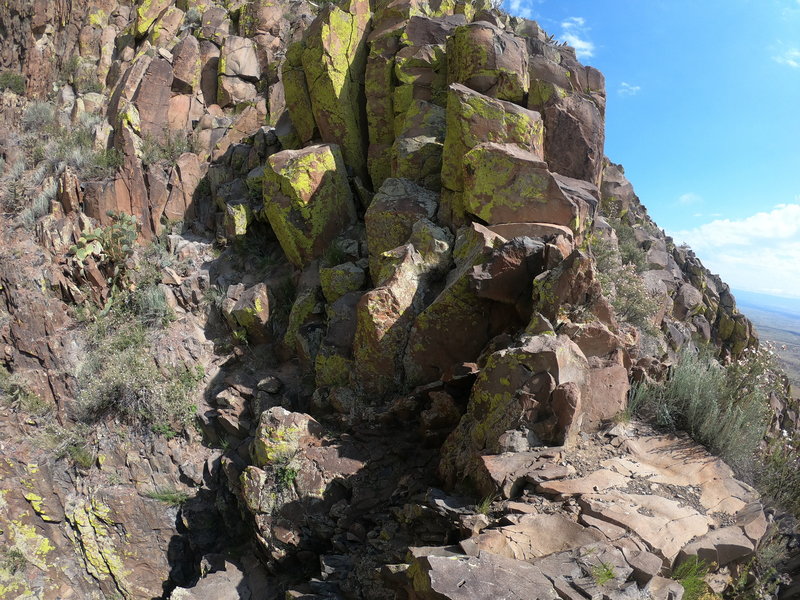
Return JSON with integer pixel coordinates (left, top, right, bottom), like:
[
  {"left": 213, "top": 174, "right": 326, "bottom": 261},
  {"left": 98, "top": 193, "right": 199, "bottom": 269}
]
[{"left": 503, "top": 0, "right": 800, "bottom": 299}]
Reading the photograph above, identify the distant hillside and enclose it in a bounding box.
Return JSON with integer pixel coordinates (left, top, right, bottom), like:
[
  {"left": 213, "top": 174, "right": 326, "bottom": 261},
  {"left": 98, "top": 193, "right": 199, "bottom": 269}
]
[{"left": 735, "top": 290, "right": 800, "bottom": 386}]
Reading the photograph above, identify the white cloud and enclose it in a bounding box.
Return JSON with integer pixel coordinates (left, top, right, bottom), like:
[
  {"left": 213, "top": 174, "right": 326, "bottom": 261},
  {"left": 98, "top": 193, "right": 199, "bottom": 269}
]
[
  {"left": 559, "top": 16, "right": 595, "bottom": 59},
  {"left": 618, "top": 82, "right": 641, "bottom": 96},
  {"left": 774, "top": 47, "right": 800, "bottom": 68},
  {"left": 677, "top": 192, "right": 702, "bottom": 205},
  {"left": 673, "top": 204, "right": 800, "bottom": 298},
  {"left": 505, "top": 0, "right": 542, "bottom": 19}
]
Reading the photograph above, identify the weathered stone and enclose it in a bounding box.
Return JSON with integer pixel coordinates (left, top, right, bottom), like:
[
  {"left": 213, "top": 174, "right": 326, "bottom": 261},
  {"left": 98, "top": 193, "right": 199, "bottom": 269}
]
[
  {"left": 469, "top": 236, "right": 545, "bottom": 308},
  {"left": 392, "top": 99, "right": 446, "bottom": 190},
  {"left": 197, "top": 6, "right": 232, "bottom": 45},
  {"left": 135, "top": 0, "right": 171, "bottom": 37},
  {"left": 223, "top": 283, "right": 270, "bottom": 343},
  {"left": 298, "top": 0, "right": 371, "bottom": 181},
  {"left": 133, "top": 57, "right": 173, "bottom": 139},
  {"left": 217, "top": 75, "right": 258, "bottom": 107},
  {"left": 365, "top": 177, "right": 438, "bottom": 282},
  {"left": 353, "top": 245, "right": 427, "bottom": 397},
  {"left": 487, "top": 222, "right": 574, "bottom": 243},
  {"left": 542, "top": 94, "right": 605, "bottom": 185},
  {"left": 440, "top": 83, "right": 543, "bottom": 225},
  {"left": 439, "top": 334, "right": 590, "bottom": 486},
  {"left": 148, "top": 6, "right": 185, "bottom": 50},
  {"left": 446, "top": 21, "right": 529, "bottom": 103},
  {"left": 678, "top": 526, "right": 754, "bottom": 567},
  {"left": 407, "top": 552, "right": 560, "bottom": 600},
  {"left": 220, "top": 35, "right": 261, "bottom": 80},
  {"left": 462, "top": 143, "right": 595, "bottom": 234},
  {"left": 320, "top": 262, "right": 366, "bottom": 304},
  {"left": 478, "top": 449, "right": 570, "bottom": 498},
  {"left": 199, "top": 39, "right": 221, "bottom": 105},
  {"left": 403, "top": 223, "right": 504, "bottom": 387},
  {"left": 460, "top": 514, "right": 605, "bottom": 561},
  {"left": 282, "top": 41, "right": 317, "bottom": 144},
  {"left": 585, "top": 364, "right": 630, "bottom": 429},
  {"left": 262, "top": 144, "right": 357, "bottom": 267}
]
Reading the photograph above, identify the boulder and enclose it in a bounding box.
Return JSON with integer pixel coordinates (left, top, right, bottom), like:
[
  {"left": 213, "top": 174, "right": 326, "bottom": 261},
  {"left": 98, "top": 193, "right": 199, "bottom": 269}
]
[
  {"left": 446, "top": 21, "right": 529, "bottom": 103},
  {"left": 219, "top": 36, "right": 261, "bottom": 80},
  {"left": 364, "top": 177, "right": 438, "bottom": 282},
  {"left": 462, "top": 143, "right": 595, "bottom": 234},
  {"left": 320, "top": 262, "right": 366, "bottom": 304},
  {"left": 403, "top": 223, "right": 504, "bottom": 387},
  {"left": 171, "top": 35, "right": 202, "bottom": 93},
  {"left": 133, "top": 57, "right": 173, "bottom": 140},
  {"left": 440, "top": 83, "right": 543, "bottom": 225},
  {"left": 391, "top": 99, "right": 446, "bottom": 190},
  {"left": 222, "top": 282, "right": 271, "bottom": 343},
  {"left": 282, "top": 41, "right": 317, "bottom": 144},
  {"left": 542, "top": 94, "right": 605, "bottom": 186},
  {"left": 459, "top": 514, "right": 605, "bottom": 561},
  {"left": 353, "top": 245, "right": 427, "bottom": 397},
  {"left": 407, "top": 552, "right": 560, "bottom": 600},
  {"left": 469, "top": 236, "right": 546, "bottom": 309},
  {"left": 135, "top": 0, "right": 171, "bottom": 37},
  {"left": 439, "top": 334, "right": 590, "bottom": 486},
  {"left": 262, "top": 144, "right": 357, "bottom": 267},
  {"left": 297, "top": 0, "right": 371, "bottom": 181}
]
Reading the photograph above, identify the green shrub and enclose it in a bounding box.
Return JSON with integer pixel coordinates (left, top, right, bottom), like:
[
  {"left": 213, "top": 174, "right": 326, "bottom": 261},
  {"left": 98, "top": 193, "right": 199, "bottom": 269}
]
[
  {"left": 591, "top": 233, "right": 659, "bottom": 332},
  {"left": 629, "top": 348, "right": 773, "bottom": 471},
  {"left": 132, "top": 284, "right": 174, "bottom": 327},
  {"left": 590, "top": 562, "right": 615, "bottom": 585},
  {"left": 672, "top": 556, "right": 711, "bottom": 600},
  {"left": 0, "top": 548, "right": 27, "bottom": 574},
  {"left": 145, "top": 488, "right": 190, "bottom": 506},
  {"left": 75, "top": 309, "right": 201, "bottom": 433},
  {"left": 0, "top": 71, "right": 26, "bottom": 95},
  {"left": 22, "top": 101, "right": 55, "bottom": 132},
  {"left": 141, "top": 130, "right": 191, "bottom": 166}
]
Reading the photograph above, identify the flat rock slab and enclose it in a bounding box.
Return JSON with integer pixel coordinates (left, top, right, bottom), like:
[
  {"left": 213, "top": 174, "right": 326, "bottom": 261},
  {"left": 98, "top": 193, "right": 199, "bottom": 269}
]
[
  {"left": 460, "top": 513, "right": 605, "bottom": 561},
  {"left": 579, "top": 490, "right": 709, "bottom": 564},
  {"left": 409, "top": 551, "right": 560, "bottom": 600}
]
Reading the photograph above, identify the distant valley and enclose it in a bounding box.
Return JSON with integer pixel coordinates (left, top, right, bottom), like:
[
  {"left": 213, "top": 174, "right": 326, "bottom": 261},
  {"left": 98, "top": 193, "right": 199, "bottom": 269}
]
[{"left": 735, "top": 289, "right": 800, "bottom": 391}]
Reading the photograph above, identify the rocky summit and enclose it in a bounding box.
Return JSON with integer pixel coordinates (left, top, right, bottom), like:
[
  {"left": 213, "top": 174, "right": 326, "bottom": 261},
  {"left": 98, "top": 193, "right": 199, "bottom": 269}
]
[{"left": 0, "top": 0, "right": 798, "bottom": 599}]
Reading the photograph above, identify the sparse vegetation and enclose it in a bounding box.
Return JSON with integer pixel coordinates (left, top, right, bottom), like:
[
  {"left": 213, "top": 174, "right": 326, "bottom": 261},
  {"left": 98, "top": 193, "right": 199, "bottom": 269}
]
[
  {"left": 0, "top": 70, "right": 26, "bottom": 95},
  {"left": 590, "top": 562, "right": 615, "bottom": 585},
  {"left": 628, "top": 347, "right": 773, "bottom": 471},
  {"left": 145, "top": 488, "right": 190, "bottom": 506},
  {"left": 672, "top": 556, "right": 711, "bottom": 600},
  {"left": 476, "top": 493, "right": 496, "bottom": 515},
  {"left": 0, "top": 366, "right": 50, "bottom": 416},
  {"left": 0, "top": 548, "right": 27, "bottom": 575},
  {"left": 141, "top": 130, "right": 192, "bottom": 167},
  {"left": 276, "top": 464, "right": 299, "bottom": 489},
  {"left": 590, "top": 229, "right": 659, "bottom": 331}
]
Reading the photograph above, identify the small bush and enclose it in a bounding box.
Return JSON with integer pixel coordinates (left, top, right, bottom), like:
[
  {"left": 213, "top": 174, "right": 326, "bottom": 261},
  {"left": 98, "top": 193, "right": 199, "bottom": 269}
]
[
  {"left": 672, "top": 556, "right": 710, "bottom": 600},
  {"left": 591, "top": 562, "right": 615, "bottom": 585},
  {"left": 276, "top": 464, "right": 299, "bottom": 490},
  {"left": 145, "top": 488, "right": 190, "bottom": 506},
  {"left": 0, "top": 548, "right": 27, "bottom": 574},
  {"left": 132, "top": 284, "right": 174, "bottom": 327},
  {"left": 141, "top": 130, "right": 191, "bottom": 166},
  {"left": 21, "top": 101, "right": 55, "bottom": 132},
  {"left": 591, "top": 233, "right": 659, "bottom": 332},
  {"left": 629, "top": 347, "right": 773, "bottom": 472},
  {"left": 0, "top": 71, "right": 26, "bottom": 95}
]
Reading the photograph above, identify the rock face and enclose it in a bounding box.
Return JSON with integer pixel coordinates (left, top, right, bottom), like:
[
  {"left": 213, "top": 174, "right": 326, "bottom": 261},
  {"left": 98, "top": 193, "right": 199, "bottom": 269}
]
[
  {"left": 262, "top": 144, "right": 357, "bottom": 267},
  {"left": 0, "top": 0, "right": 777, "bottom": 599}
]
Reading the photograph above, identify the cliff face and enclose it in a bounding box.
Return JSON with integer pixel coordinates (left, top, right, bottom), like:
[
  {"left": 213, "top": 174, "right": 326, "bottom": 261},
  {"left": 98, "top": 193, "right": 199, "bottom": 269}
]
[{"left": 0, "top": 0, "right": 793, "bottom": 599}]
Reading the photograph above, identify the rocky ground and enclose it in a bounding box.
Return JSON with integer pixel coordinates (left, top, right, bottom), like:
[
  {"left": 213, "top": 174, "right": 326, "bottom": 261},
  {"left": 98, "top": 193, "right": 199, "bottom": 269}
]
[{"left": 1, "top": 0, "right": 798, "bottom": 598}]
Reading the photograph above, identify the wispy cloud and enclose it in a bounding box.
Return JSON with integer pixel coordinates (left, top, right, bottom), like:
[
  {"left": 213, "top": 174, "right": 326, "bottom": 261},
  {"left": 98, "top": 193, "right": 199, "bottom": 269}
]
[
  {"left": 774, "top": 47, "right": 800, "bottom": 68},
  {"left": 677, "top": 192, "right": 703, "bottom": 206},
  {"left": 505, "top": 0, "right": 542, "bottom": 19},
  {"left": 674, "top": 204, "right": 800, "bottom": 297},
  {"left": 618, "top": 82, "right": 641, "bottom": 96},
  {"left": 559, "top": 16, "right": 595, "bottom": 59}
]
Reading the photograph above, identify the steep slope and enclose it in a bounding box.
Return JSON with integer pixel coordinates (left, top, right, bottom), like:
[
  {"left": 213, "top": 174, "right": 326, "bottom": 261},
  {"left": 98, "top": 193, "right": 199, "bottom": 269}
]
[{"left": 0, "top": 0, "right": 796, "bottom": 599}]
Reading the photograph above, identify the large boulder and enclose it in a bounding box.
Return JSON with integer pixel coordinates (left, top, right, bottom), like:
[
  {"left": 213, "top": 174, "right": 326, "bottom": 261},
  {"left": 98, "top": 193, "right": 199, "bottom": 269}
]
[
  {"left": 461, "top": 143, "right": 596, "bottom": 235},
  {"left": 403, "top": 223, "right": 504, "bottom": 387},
  {"left": 262, "top": 144, "right": 357, "bottom": 267},
  {"left": 440, "top": 84, "right": 543, "bottom": 225},
  {"left": 439, "top": 334, "right": 591, "bottom": 486},
  {"left": 364, "top": 177, "right": 438, "bottom": 281},
  {"left": 293, "top": 0, "right": 371, "bottom": 181},
  {"left": 391, "top": 99, "right": 446, "bottom": 190},
  {"left": 446, "top": 21, "right": 529, "bottom": 103}
]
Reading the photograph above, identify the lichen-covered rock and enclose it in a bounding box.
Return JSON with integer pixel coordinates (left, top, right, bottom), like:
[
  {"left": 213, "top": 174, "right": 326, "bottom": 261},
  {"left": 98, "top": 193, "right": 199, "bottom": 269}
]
[
  {"left": 542, "top": 93, "right": 605, "bottom": 186},
  {"left": 222, "top": 282, "right": 271, "bottom": 343},
  {"left": 461, "top": 143, "right": 596, "bottom": 235},
  {"left": 440, "top": 83, "right": 543, "bottom": 225},
  {"left": 295, "top": 0, "right": 371, "bottom": 181},
  {"left": 197, "top": 6, "right": 232, "bottom": 45},
  {"left": 439, "top": 334, "right": 591, "bottom": 486},
  {"left": 353, "top": 244, "right": 427, "bottom": 397},
  {"left": 320, "top": 262, "right": 366, "bottom": 304},
  {"left": 446, "top": 21, "right": 529, "bottom": 103},
  {"left": 315, "top": 291, "right": 361, "bottom": 388},
  {"left": 133, "top": 57, "right": 173, "bottom": 139},
  {"left": 135, "top": 0, "right": 172, "bottom": 38},
  {"left": 392, "top": 99, "right": 446, "bottom": 190},
  {"left": 403, "top": 223, "right": 505, "bottom": 387},
  {"left": 262, "top": 144, "right": 357, "bottom": 267},
  {"left": 282, "top": 41, "right": 318, "bottom": 144},
  {"left": 365, "top": 177, "right": 438, "bottom": 282}
]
